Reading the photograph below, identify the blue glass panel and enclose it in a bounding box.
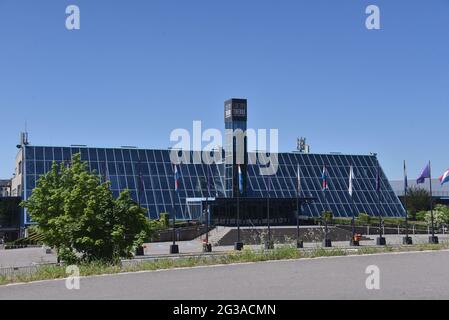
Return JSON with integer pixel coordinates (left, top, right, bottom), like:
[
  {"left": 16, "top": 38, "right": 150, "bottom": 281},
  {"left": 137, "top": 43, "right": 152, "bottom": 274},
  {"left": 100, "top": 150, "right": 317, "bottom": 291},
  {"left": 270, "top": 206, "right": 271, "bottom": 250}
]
[
  {"left": 123, "top": 149, "right": 131, "bottom": 162},
  {"left": 114, "top": 149, "right": 123, "bottom": 162},
  {"left": 89, "top": 149, "right": 98, "bottom": 161},
  {"left": 97, "top": 149, "right": 106, "bottom": 161},
  {"left": 26, "top": 161, "right": 35, "bottom": 175},
  {"left": 26, "top": 147, "right": 35, "bottom": 160},
  {"left": 62, "top": 148, "right": 71, "bottom": 160}
]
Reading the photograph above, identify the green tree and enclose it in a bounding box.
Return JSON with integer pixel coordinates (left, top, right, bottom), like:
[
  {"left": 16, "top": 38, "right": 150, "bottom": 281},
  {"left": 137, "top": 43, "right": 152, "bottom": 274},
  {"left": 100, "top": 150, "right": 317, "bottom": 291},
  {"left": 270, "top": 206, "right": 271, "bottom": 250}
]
[
  {"left": 424, "top": 210, "right": 446, "bottom": 229},
  {"left": 404, "top": 187, "right": 433, "bottom": 220},
  {"left": 415, "top": 210, "right": 427, "bottom": 221},
  {"left": 321, "top": 211, "right": 333, "bottom": 224},
  {"left": 356, "top": 213, "right": 371, "bottom": 225},
  {"left": 434, "top": 204, "right": 449, "bottom": 223},
  {"left": 423, "top": 204, "right": 449, "bottom": 228},
  {"left": 21, "top": 154, "right": 151, "bottom": 264}
]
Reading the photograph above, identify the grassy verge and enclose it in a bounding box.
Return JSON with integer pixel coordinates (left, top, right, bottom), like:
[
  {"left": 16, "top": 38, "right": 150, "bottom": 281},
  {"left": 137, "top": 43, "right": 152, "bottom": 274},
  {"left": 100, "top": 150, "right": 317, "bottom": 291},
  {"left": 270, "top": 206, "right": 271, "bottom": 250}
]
[{"left": 1, "top": 242, "right": 449, "bottom": 286}]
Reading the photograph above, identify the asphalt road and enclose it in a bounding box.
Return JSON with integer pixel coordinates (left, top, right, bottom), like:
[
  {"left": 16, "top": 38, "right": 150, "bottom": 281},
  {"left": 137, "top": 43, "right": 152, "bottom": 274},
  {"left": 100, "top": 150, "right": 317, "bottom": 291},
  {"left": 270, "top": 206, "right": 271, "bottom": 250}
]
[{"left": 1, "top": 250, "right": 449, "bottom": 300}]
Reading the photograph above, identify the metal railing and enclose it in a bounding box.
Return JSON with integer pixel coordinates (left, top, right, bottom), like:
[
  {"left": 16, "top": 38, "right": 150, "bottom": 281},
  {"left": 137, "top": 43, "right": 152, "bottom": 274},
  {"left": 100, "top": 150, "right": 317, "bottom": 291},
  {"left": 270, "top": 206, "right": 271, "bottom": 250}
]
[
  {"left": 394, "top": 190, "right": 449, "bottom": 197},
  {"left": 0, "top": 263, "right": 58, "bottom": 277}
]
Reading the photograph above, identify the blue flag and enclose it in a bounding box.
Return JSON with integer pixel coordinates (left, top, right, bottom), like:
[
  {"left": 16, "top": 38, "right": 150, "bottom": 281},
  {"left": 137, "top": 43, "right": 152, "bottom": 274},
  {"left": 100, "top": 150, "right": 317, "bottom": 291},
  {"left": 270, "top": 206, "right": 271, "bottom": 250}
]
[
  {"left": 238, "top": 165, "right": 243, "bottom": 194},
  {"left": 417, "top": 162, "right": 431, "bottom": 184}
]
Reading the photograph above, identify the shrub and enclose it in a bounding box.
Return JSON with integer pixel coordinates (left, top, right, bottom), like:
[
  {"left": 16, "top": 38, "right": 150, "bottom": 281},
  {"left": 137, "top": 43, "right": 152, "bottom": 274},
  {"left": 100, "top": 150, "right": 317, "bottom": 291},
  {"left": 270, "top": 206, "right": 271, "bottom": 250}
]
[{"left": 357, "top": 213, "right": 371, "bottom": 225}]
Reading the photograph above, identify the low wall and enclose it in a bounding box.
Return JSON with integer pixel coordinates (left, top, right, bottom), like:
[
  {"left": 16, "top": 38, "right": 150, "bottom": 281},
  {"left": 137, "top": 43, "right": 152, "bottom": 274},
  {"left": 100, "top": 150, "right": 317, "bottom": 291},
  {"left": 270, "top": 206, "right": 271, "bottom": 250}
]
[
  {"left": 336, "top": 224, "right": 432, "bottom": 235},
  {"left": 155, "top": 226, "right": 212, "bottom": 242},
  {"left": 217, "top": 226, "right": 359, "bottom": 246}
]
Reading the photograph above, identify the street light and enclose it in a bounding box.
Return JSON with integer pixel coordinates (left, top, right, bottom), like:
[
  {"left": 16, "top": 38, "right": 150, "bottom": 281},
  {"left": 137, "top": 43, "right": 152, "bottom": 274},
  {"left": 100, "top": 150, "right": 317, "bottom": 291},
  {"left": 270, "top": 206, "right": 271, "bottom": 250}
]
[{"left": 265, "top": 176, "right": 274, "bottom": 250}]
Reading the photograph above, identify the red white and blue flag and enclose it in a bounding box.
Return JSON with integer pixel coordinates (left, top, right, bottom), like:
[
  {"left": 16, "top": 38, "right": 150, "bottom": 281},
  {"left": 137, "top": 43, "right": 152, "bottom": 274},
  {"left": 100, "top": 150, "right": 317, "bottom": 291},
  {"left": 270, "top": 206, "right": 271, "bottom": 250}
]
[
  {"left": 439, "top": 169, "right": 449, "bottom": 186},
  {"left": 322, "top": 166, "right": 329, "bottom": 191},
  {"left": 174, "top": 165, "right": 180, "bottom": 192}
]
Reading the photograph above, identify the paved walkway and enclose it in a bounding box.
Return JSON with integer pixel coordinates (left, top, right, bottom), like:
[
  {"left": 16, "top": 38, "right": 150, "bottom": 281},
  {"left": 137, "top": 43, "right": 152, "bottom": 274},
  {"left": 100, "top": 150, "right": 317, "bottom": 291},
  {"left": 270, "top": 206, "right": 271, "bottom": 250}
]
[
  {"left": 0, "top": 247, "right": 57, "bottom": 268},
  {"left": 1, "top": 234, "right": 448, "bottom": 268}
]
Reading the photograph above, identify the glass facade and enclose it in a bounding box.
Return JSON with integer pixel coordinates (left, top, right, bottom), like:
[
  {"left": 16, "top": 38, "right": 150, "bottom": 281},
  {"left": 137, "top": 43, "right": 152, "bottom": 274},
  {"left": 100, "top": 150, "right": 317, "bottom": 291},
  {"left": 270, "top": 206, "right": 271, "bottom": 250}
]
[{"left": 21, "top": 145, "right": 405, "bottom": 224}]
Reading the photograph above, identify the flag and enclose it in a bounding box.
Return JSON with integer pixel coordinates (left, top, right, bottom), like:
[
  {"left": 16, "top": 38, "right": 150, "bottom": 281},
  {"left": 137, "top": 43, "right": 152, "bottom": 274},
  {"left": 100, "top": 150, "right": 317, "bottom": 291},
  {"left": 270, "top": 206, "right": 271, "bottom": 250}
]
[
  {"left": 321, "top": 166, "right": 329, "bottom": 191},
  {"left": 174, "top": 165, "right": 180, "bottom": 192},
  {"left": 349, "top": 166, "right": 354, "bottom": 197},
  {"left": 297, "top": 165, "right": 301, "bottom": 195},
  {"left": 404, "top": 161, "right": 408, "bottom": 193},
  {"left": 238, "top": 165, "right": 244, "bottom": 194},
  {"left": 417, "top": 162, "right": 431, "bottom": 184},
  {"left": 439, "top": 169, "right": 449, "bottom": 186}
]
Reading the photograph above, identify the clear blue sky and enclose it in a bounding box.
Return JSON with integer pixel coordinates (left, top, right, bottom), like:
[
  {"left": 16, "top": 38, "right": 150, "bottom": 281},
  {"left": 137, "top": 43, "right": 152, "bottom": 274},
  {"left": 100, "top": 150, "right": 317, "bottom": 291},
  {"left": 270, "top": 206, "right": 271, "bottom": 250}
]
[{"left": 0, "top": 0, "right": 448, "bottom": 180}]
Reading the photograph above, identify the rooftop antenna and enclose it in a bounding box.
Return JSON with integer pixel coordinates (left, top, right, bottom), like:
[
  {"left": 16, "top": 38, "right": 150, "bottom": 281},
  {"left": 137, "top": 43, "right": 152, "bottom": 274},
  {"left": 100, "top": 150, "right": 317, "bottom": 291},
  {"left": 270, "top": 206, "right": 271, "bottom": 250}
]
[
  {"left": 17, "top": 121, "right": 29, "bottom": 148},
  {"left": 297, "top": 137, "right": 310, "bottom": 154},
  {"left": 24, "top": 120, "right": 29, "bottom": 145}
]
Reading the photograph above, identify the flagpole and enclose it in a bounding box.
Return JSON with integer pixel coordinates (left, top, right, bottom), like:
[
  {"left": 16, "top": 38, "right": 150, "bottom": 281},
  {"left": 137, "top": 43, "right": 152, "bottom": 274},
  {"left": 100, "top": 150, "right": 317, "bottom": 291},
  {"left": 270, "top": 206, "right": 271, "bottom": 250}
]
[
  {"left": 349, "top": 166, "right": 358, "bottom": 246},
  {"left": 203, "top": 166, "right": 212, "bottom": 252},
  {"left": 172, "top": 187, "right": 176, "bottom": 246},
  {"left": 322, "top": 165, "right": 331, "bottom": 247},
  {"left": 296, "top": 165, "right": 303, "bottom": 248},
  {"left": 296, "top": 195, "right": 301, "bottom": 248},
  {"left": 376, "top": 162, "right": 386, "bottom": 246},
  {"left": 404, "top": 161, "right": 408, "bottom": 239},
  {"left": 265, "top": 176, "right": 273, "bottom": 249},
  {"left": 403, "top": 161, "right": 412, "bottom": 245},
  {"left": 351, "top": 195, "right": 357, "bottom": 245},
  {"left": 428, "top": 161, "right": 438, "bottom": 244},
  {"left": 236, "top": 189, "right": 241, "bottom": 247},
  {"left": 234, "top": 164, "right": 243, "bottom": 251},
  {"left": 170, "top": 165, "right": 179, "bottom": 254},
  {"left": 206, "top": 167, "right": 209, "bottom": 245}
]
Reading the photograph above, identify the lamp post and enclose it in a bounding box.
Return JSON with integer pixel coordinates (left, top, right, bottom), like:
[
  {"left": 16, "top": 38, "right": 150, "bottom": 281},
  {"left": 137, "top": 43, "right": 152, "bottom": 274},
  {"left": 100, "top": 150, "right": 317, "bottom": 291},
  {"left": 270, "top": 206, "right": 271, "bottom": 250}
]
[
  {"left": 234, "top": 164, "right": 244, "bottom": 251},
  {"left": 203, "top": 168, "right": 212, "bottom": 252},
  {"left": 350, "top": 201, "right": 359, "bottom": 246},
  {"left": 135, "top": 157, "right": 145, "bottom": 256},
  {"left": 296, "top": 197, "right": 303, "bottom": 248},
  {"left": 403, "top": 161, "right": 412, "bottom": 245},
  {"left": 321, "top": 165, "right": 332, "bottom": 247},
  {"left": 265, "top": 176, "right": 273, "bottom": 249},
  {"left": 234, "top": 190, "right": 243, "bottom": 251},
  {"left": 428, "top": 163, "right": 438, "bottom": 244},
  {"left": 349, "top": 165, "right": 359, "bottom": 246},
  {"left": 376, "top": 164, "right": 386, "bottom": 246},
  {"left": 296, "top": 165, "right": 303, "bottom": 248},
  {"left": 170, "top": 165, "right": 180, "bottom": 254}
]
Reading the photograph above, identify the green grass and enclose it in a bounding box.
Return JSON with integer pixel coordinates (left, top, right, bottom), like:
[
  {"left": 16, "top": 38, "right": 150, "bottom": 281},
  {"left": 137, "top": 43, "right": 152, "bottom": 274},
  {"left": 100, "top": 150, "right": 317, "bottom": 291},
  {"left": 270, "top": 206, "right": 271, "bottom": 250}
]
[{"left": 1, "top": 243, "right": 449, "bottom": 286}]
